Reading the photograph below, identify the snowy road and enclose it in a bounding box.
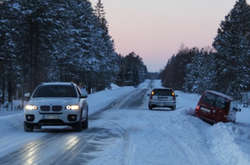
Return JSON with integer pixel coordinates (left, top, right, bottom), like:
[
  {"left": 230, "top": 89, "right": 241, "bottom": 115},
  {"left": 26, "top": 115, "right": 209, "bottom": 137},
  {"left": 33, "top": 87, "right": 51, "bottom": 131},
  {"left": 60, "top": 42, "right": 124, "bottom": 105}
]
[
  {"left": 0, "top": 80, "right": 250, "bottom": 165},
  {"left": 0, "top": 82, "right": 150, "bottom": 165}
]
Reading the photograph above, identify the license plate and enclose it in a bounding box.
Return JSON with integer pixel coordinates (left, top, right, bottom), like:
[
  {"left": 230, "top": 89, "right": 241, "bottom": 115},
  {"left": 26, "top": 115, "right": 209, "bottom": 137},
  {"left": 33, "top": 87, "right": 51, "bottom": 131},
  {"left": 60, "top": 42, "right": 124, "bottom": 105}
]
[
  {"left": 158, "top": 96, "right": 168, "bottom": 100},
  {"left": 159, "top": 102, "right": 165, "bottom": 106},
  {"left": 44, "top": 115, "right": 59, "bottom": 119},
  {"left": 200, "top": 107, "right": 211, "bottom": 113}
]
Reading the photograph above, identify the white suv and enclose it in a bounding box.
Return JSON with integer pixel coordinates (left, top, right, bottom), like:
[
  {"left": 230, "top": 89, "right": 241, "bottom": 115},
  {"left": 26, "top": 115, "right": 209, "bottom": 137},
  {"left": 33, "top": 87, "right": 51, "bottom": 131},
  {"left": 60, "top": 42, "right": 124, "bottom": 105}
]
[
  {"left": 24, "top": 82, "right": 88, "bottom": 132},
  {"left": 148, "top": 88, "right": 177, "bottom": 110}
]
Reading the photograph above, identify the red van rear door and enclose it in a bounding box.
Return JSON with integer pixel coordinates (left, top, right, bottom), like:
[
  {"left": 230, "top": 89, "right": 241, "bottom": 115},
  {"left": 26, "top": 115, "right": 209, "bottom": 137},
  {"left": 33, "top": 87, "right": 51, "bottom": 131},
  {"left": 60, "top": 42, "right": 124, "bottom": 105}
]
[
  {"left": 198, "top": 93, "right": 217, "bottom": 121},
  {"left": 199, "top": 103, "right": 214, "bottom": 121}
]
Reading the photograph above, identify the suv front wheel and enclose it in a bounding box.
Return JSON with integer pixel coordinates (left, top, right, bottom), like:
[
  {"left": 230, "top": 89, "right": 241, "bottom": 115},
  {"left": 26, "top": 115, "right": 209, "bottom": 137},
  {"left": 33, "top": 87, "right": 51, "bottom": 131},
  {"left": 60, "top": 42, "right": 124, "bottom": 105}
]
[
  {"left": 82, "top": 118, "right": 88, "bottom": 129},
  {"left": 24, "top": 122, "right": 34, "bottom": 132},
  {"left": 73, "top": 122, "right": 83, "bottom": 132}
]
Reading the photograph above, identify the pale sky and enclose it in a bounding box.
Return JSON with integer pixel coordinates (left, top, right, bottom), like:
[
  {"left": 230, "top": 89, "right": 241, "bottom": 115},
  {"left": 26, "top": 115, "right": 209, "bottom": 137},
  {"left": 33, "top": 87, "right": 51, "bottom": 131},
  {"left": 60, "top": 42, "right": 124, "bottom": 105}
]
[{"left": 92, "top": 0, "right": 249, "bottom": 72}]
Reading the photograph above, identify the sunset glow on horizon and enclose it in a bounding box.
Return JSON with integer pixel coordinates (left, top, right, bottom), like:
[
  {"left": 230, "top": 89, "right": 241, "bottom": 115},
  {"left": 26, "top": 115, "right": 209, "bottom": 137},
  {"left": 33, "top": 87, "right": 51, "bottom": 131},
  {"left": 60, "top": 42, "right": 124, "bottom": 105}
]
[{"left": 92, "top": 0, "right": 247, "bottom": 72}]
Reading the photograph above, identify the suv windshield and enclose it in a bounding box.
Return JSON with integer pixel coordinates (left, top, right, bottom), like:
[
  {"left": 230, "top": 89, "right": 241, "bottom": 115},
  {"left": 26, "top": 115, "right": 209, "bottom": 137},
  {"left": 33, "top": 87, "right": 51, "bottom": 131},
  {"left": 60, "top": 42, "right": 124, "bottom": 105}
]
[
  {"left": 153, "top": 89, "right": 173, "bottom": 96},
  {"left": 201, "top": 92, "right": 228, "bottom": 110},
  {"left": 33, "top": 85, "right": 77, "bottom": 97}
]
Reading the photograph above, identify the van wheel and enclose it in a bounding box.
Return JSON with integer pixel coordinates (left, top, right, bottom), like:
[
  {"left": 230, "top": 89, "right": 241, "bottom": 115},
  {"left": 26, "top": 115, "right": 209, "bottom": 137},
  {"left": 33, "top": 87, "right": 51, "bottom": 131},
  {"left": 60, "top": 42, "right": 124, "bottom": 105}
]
[
  {"left": 148, "top": 105, "right": 153, "bottom": 110},
  {"left": 24, "top": 122, "right": 34, "bottom": 132},
  {"left": 73, "top": 122, "right": 83, "bottom": 132},
  {"left": 172, "top": 106, "right": 176, "bottom": 110}
]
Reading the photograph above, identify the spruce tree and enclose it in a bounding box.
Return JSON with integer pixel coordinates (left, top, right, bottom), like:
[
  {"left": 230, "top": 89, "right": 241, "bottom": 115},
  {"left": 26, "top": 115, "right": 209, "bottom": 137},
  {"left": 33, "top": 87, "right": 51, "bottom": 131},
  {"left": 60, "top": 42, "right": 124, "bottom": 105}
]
[
  {"left": 184, "top": 49, "right": 216, "bottom": 93},
  {"left": 213, "top": 0, "right": 250, "bottom": 97}
]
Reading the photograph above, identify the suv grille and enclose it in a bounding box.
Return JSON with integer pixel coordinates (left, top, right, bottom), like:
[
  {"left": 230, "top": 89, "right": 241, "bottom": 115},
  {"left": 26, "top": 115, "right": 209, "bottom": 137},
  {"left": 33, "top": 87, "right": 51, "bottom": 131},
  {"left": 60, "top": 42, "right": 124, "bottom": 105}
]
[
  {"left": 52, "top": 105, "right": 62, "bottom": 111},
  {"left": 40, "top": 105, "right": 50, "bottom": 111}
]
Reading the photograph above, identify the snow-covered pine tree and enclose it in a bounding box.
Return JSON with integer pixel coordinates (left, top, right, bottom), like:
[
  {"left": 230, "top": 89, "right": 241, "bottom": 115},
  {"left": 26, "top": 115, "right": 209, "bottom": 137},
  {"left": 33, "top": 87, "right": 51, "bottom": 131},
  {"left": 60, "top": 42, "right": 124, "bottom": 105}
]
[
  {"left": 213, "top": 0, "right": 250, "bottom": 97},
  {"left": 116, "top": 52, "right": 148, "bottom": 86},
  {"left": 94, "top": 0, "right": 107, "bottom": 31},
  {"left": 184, "top": 52, "right": 204, "bottom": 93},
  {"left": 92, "top": 0, "right": 119, "bottom": 90},
  {"left": 0, "top": 0, "right": 23, "bottom": 103},
  {"left": 0, "top": 0, "right": 121, "bottom": 100},
  {"left": 14, "top": 0, "right": 59, "bottom": 91},
  {"left": 161, "top": 47, "right": 196, "bottom": 89},
  {"left": 184, "top": 48, "right": 216, "bottom": 93}
]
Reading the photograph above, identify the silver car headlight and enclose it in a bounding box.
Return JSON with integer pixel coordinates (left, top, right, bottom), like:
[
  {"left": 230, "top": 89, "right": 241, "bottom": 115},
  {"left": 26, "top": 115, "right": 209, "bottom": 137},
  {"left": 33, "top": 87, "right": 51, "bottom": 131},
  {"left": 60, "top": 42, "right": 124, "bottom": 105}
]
[
  {"left": 25, "top": 104, "right": 38, "bottom": 110},
  {"left": 66, "top": 105, "right": 80, "bottom": 110}
]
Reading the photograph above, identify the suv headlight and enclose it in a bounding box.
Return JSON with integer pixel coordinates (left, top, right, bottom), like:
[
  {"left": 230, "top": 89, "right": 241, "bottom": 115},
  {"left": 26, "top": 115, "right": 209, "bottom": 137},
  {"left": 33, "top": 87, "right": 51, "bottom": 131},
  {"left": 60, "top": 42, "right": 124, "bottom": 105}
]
[
  {"left": 25, "top": 104, "right": 38, "bottom": 110},
  {"left": 66, "top": 105, "right": 80, "bottom": 110}
]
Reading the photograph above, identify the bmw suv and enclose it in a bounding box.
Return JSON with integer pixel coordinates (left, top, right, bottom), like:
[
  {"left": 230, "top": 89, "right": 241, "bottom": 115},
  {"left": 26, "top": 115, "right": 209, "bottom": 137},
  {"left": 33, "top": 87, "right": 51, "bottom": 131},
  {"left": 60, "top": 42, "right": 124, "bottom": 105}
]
[
  {"left": 24, "top": 82, "right": 88, "bottom": 132},
  {"left": 148, "top": 88, "right": 177, "bottom": 110}
]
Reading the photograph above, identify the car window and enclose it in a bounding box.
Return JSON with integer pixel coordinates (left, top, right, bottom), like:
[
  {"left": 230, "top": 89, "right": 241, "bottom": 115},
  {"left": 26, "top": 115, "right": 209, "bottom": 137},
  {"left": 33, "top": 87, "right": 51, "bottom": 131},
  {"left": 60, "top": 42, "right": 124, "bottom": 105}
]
[
  {"left": 201, "top": 93, "right": 216, "bottom": 106},
  {"left": 153, "top": 89, "right": 173, "bottom": 96},
  {"left": 215, "top": 96, "right": 228, "bottom": 110},
  {"left": 33, "top": 85, "right": 77, "bottom": 97},
  {"left": 201, "top": 92, "right": 228, "bottom": 110}
]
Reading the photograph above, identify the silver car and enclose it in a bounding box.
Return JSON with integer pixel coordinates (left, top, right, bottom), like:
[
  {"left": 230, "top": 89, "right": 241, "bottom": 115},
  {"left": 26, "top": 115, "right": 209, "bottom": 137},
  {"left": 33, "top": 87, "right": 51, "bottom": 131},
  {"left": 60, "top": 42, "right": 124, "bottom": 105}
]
[
  {"left": 148, "top": 88, "right": 177, "bottom": 110},
  {"left": 24, "top": 82, "right": 88, "bottom": 132}
]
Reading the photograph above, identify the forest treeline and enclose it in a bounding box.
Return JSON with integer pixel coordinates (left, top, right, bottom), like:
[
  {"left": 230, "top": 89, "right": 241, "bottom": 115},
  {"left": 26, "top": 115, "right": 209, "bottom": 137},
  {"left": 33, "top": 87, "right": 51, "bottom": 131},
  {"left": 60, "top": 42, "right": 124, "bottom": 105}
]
[
  {"left": 0, "top": 0, "right": 147, "bottom": 104},
  {"left": 161, "top": 0, "right": 250, "bottom": 98}
]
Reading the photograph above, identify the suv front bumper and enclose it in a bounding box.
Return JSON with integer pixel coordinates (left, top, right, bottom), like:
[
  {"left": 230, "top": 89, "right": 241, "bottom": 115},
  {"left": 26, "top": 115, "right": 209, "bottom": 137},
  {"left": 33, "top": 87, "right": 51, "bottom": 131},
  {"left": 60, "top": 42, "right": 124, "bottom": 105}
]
[{"left": 24, "top": 110, "right": 86, "bottom": 126}]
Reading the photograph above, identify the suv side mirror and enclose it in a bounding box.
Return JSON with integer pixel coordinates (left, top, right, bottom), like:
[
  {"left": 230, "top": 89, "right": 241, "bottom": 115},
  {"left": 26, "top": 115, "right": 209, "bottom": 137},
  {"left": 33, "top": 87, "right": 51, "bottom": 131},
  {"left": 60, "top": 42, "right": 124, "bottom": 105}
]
[
  {"left": 24, "top": 93, "right": 30, "bottom": 100},
  {"left": 24, "top": 93, "right": 30, "bottom": 97},
  {"left": 176, "top": 95, "right": 179, "bottom": 97}
]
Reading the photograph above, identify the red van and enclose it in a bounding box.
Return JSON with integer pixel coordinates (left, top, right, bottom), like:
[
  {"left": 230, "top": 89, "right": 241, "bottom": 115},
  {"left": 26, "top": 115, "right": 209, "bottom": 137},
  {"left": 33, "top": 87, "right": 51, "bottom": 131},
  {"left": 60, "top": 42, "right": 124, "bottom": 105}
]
[{"left": 195, "top": 90, "right": 241, "bottom": 123}]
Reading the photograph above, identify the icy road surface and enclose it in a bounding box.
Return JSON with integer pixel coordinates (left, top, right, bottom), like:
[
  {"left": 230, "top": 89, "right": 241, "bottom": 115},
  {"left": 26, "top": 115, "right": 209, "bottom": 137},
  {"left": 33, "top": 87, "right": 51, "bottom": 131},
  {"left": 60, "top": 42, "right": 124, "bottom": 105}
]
[{"left": 0, "top": 80, "right": 250, "bottom": 165}]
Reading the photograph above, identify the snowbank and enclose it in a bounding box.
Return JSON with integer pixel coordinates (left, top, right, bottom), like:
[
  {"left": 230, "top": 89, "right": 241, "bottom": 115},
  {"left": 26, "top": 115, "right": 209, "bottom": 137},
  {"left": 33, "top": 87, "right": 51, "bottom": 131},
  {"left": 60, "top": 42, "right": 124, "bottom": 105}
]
[
  {"left": 87, "top": 86, "right": 134, "bottom": 115},
  {"left": 236, "top": 106, "right": 250, "bottom": 124},
  {"left": 110, "top": 83, "right": 120, "bottom": 90},
  {"left": 208, "top": 123, "right": 250, "bottom": 165}
]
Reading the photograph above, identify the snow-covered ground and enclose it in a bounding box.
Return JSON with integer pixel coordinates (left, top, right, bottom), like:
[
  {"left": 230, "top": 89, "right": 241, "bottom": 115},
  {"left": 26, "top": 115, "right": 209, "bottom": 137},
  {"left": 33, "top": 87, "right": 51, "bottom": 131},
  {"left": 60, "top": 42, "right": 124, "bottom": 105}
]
[
  {"left": 237, "top": 106, "right": 250, "bottom": 124},
  {"left": 0, "top": 100, "right": 24, "bottom": 116},
  {"left": 0, "top": 80, "right": 250, "bottom": 165},
  {"left": 87, "top": 80, "right": 250, "bottom": 165}
]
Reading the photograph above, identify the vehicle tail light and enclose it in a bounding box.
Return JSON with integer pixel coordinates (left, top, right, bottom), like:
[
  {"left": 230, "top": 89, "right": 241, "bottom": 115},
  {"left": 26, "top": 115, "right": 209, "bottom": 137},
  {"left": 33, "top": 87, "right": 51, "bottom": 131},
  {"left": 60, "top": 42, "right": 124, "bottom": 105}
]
[
  {"left": 172, "top": 92, "right": 176, "bottom": 101},
  {"left": 195, "top": 105, "right": 200, "bottom": 112}
]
